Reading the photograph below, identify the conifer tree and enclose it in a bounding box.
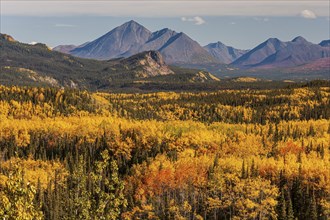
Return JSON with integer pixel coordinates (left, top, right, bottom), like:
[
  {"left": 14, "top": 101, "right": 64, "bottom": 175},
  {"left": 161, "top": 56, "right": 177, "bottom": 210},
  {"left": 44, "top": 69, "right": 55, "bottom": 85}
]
[
  {"left": 277, "top": 188, "right": 287, "bottom": 220},
  {"left": 286, "top": 192, "right": 294, "bottom": 220},
  {"left": 309, "top": 191, "right": 318, "bottom": 220}
]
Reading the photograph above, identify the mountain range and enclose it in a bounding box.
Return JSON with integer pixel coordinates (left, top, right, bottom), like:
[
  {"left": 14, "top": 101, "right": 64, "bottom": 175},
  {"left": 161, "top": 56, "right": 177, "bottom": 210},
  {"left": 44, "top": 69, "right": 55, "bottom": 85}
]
[
  {"left": 54, "top": 20, "right": 330, "bottom": 73},
  {"left": 233, "top": 36, "right": 330, "bottom": 69},
  {"left": 54, "top": 20, "right": 223, "bottom": 64}
]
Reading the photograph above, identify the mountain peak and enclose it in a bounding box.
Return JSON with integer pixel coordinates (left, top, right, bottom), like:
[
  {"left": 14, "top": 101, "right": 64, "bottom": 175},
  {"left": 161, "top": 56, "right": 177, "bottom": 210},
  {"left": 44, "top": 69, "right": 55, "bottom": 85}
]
[
  {"left": 159, "top": 28, "right": 169, "bottom": 32},
  {"left": 117, "top": 20, "right": 147, "bottom": 30},
  {"left": 125, "top": 20, "right": 140, "bottom": 25},
  {"left": 216, "top": 41, "right": 226, "bottom": 46},
  {"left": 207, "top": 41, "right": 226, "bottom": 48},
  {"left": 292, "top": 36, "right": 308, "bottom": 43},
  {"left": 319, "top": 40, "right": 330, "bottom": 47},
  {"left": 151, "top": 28, "right": 176, "bottom": 37},
  {"left": 265, "top": 38, "right": 281, "bottom": 44},
  {"left": 70, "top": 20, "right": 152, "bottom": 59},
  {"left": 176, "top": 32, "right": 187, "bottom": 38}
]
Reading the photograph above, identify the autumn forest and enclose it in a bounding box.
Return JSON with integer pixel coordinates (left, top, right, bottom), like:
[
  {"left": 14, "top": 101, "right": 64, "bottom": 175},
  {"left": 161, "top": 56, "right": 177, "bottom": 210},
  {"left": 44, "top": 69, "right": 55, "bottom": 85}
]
[{"left": 0, "top": 81, "right": 329, "bottom": 219}]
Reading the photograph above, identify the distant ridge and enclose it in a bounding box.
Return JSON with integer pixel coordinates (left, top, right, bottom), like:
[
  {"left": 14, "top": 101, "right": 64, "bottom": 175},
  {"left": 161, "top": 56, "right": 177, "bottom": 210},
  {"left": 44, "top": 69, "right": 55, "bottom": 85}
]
[
  {"left": 232, "top": 36, "right": 330, "bottom": 68},
  {"left": 53, "top": 42, "right": 90, "bottom": 54},
  {"left": 204, "top": 41, "right": 248, "bottom": 64}
]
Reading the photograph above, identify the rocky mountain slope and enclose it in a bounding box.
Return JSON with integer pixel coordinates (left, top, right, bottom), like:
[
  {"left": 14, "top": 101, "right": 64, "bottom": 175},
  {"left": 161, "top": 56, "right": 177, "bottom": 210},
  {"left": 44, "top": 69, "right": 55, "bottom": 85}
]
[{"left": 118, "top": 51, "right": 174, "bottom": 78}]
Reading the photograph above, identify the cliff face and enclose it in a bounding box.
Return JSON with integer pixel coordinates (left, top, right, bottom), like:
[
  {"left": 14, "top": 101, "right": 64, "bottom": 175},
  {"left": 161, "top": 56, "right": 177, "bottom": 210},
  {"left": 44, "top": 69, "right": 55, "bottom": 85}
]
[
  {"left": 121, "top": 50, "right": 174, "bottom": 78},
  {"left": 0, "top": 34, "right": 16, "bottom": 42}
]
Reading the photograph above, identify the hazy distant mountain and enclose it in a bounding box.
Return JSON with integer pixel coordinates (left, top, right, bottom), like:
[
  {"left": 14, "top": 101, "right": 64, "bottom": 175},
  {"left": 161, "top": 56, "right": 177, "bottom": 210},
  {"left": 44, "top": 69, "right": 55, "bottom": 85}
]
[
  {"left": 53, "top": 42, "right": 90, "bottom": 54},
  {"left": 71, "top": 20, "right": 152, "bottom": 59},
  {"left": 158, "top": 32, "right": 215, "bottom": 64},
  {"left": 204, "top": 41, "right": 248, "bottom": 64},
  {"left": 232, "top": 38, "right": 287, "bottom": 67},
  {"left": 255, "top": 37, "right": 330, "bottom": 68},
  {"left": 319, "top": 40, "right": 330, "bottom": 47},
  {"left": 233, "top": 36, "right": 330, "bottom": 68},
  {"left": 53, "top": 45, "right": 78, "bottom": 54},
  {"left": 61, "top": 21, "right": 214, "bottom": 64}
]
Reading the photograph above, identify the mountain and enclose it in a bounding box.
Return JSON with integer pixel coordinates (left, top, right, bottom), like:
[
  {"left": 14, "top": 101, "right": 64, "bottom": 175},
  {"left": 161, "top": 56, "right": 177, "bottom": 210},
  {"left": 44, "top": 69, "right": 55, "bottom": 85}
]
[
  {"left": 204, "top": 41, "right": 248, "bottom": 64},
  {"left": 319, "top": 40, "right": 330, "bottom": 47},
  {"left": 53, "top": 42, "right": 90, "bottom": 54},
  {"left": 232, "top": 36, "right": 330, "bottom": 68},
  {"left": 232, "top": 38, "right": 287, "bottom": 67},
  {"left": 0, "top": 33, "right": 219, "bottom": 90},
  {"left": 255, "top": 37, "right": 330, "bottom": 68},
  {"left": 158, "top": 32, "right": 215, "bottom": 64},
  {"left": 71, "top": 20, "right": 152, "bottom": 59},
  {"left": 53, "top": 44, "right": 78, "bottom": 54},
  {"left": 60, "top": 21, "right": 214, "bottom": 64}
]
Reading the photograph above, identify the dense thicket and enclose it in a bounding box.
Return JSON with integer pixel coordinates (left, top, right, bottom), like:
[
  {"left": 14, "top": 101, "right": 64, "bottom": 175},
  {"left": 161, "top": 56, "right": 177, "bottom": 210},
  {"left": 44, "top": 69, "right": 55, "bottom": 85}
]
[{"left": 0, "top": 84, "right": 329, "bottom": 219}]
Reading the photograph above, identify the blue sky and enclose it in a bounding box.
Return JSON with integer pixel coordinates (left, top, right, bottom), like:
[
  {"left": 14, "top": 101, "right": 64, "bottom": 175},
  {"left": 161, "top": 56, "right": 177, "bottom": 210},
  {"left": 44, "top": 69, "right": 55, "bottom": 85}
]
[{"left": 1, "top": 1, "right": 329, "bottom": 49}]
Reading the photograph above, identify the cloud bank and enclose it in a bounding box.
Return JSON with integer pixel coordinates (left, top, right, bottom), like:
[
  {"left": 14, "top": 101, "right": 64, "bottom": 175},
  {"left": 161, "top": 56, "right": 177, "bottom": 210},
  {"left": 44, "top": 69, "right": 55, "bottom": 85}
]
[{"left": 300, "top": 10, "right": 317, "bottom": 19}]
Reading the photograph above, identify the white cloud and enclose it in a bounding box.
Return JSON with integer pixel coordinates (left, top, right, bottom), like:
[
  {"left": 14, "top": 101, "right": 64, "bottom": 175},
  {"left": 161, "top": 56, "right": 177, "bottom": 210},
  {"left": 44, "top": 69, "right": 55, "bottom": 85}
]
[
  {"left": 230, "top": 22, "right": 236, "bottom": 25},
  {"left": 55, "top": 24, "right": 76, "bottom": 27},
  {"left": 181, "top": 16, "right": 205, "bottom": 25},
  {"left": 300, "top": 10, "right": 317, "bottom": 19},
  {"left": 29, "top": 41, "right": 38, "bottom": 45}
]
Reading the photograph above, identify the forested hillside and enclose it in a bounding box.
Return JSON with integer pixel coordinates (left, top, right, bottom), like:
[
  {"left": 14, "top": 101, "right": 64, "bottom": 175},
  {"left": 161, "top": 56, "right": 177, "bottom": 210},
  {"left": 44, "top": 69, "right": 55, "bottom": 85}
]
[
  {"left": 0, "top": 83, "right": 329, "bottom": 219},
  {"left": 0, "top": 34, "right": 219, "bottom": 91}
]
